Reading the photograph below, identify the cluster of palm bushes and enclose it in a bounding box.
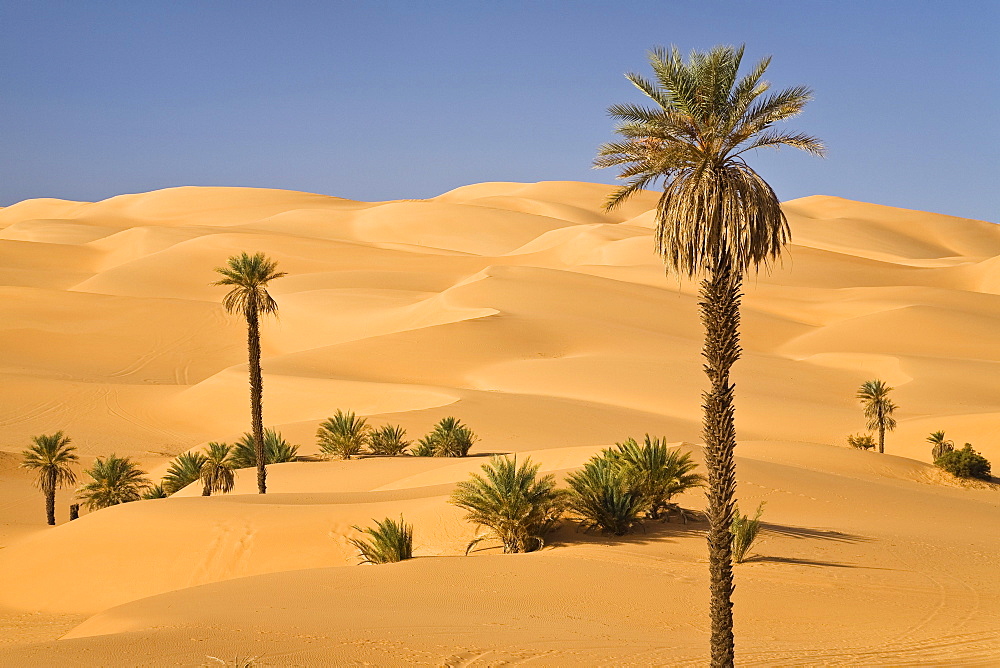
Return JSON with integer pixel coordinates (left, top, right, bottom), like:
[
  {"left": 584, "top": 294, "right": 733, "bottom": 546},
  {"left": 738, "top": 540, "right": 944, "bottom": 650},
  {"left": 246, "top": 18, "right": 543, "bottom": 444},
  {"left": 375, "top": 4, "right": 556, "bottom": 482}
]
[
  {"left": 316, "top": 411, "right": 476, "bottom": 459},
  {"left": 926, "top": 431, "right": 992, "bottom": 480}
]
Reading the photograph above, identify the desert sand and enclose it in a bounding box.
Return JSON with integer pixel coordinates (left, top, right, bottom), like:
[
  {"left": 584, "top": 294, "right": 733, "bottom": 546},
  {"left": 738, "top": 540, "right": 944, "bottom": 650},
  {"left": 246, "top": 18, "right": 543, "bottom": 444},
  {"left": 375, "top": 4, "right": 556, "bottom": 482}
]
[{"left": 0, "top": 181, "right": 998, "bottom": 665}]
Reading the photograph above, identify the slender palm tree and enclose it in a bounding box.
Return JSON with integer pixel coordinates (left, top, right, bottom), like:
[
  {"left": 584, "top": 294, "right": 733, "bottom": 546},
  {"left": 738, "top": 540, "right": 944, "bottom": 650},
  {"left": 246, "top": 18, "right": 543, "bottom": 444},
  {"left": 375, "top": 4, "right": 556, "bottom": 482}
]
[
  {"left": 161, "top": 451, "right": 208, "bottom": 494},
  {"left": 20, "top": 432, "right": 79, "bottom": 525},
  {"left": 213, "top": 252, "right": 286, "bottom": 494},
  {"left": 857, "top": 379, "right": 897, "bottom": 454},
  {"left": 927, "top": 430, "right": 954, "bottom": 461},
  {"left": 200, "top": 442, "right": 236, "bottom": 496},
  {"left": 77, "top": 454, "right": 152, "bottom": 510},
  {"left": 595, "top": 44, "right": 823, "bottom": 666}
]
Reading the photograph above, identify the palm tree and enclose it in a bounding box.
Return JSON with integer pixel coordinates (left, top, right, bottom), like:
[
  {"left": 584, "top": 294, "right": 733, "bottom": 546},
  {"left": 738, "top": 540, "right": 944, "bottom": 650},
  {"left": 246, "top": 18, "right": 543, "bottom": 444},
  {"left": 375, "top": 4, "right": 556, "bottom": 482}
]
[
  {"left": 230, "top": 428, "right": 299, "bottom": 469},
  {"left": 857, "top": 379, "right": 897, "bottom": 454},
  {"left": 162, "top": 451, "right": 208, "bottom": 494},
  {"left": 317, "top": 410, "right": 371, "bottom": 460},
  {"left": 20, "top": 432, "right": 78, "bottom": 525},
  {"left": 200, "top": 442, "right": 236, "bottom": 496},
  {"left": 595, "top": 45, "right": 823, "bottom": 666},
  {"left": 927, "top": 430, "right": 954, "bottom": 461},
  {"left": 213, "top": 252, "right": 286, "bottom": 494},
  {"left": 423, "top": 417, "right": 477, "bottom": 457},
  {"left": 77, "top": 454, "right": 152, "bottom": 510},
  {"left": 566, "top": 455, "right": 646, "bottom": 536},
  {"left": 142, "top": 484, "right": 168, "bottom": 500},
  {"left": 609, "top": 435, "right": 705, "bottom": 519}
]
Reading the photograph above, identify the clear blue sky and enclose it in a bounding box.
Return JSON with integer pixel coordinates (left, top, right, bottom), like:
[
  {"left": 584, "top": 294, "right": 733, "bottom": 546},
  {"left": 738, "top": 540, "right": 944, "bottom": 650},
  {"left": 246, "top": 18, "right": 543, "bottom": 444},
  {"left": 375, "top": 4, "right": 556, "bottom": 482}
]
[{"left": 2, "top": 1, "right": 997, "bottom": 222}]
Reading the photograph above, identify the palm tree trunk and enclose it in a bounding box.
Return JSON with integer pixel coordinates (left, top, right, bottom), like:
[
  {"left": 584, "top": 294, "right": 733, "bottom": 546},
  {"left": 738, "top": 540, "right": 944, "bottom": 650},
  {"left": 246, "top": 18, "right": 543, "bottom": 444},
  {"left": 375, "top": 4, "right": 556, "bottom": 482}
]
[
  {"left": 246, "top": 306, "right": 267, "bottom": 494},
  {"left": 202, "top": 482, "right": 211, "bottom": 496},
  {"left": 45, "top": 486, "right": 56, "bottom": 526},
  {"left": 700, "top": 255, "right": 742, "bottom": 668},
  {"left": 878, "top": 424, "right": 885, "bottom": 454}
]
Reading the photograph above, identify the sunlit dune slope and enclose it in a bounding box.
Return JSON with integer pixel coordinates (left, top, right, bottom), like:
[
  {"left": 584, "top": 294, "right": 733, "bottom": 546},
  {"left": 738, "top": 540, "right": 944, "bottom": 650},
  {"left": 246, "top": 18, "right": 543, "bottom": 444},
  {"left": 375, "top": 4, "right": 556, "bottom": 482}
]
[{"left": 1, "top": 182, "right": 1000, "bottom": 665}]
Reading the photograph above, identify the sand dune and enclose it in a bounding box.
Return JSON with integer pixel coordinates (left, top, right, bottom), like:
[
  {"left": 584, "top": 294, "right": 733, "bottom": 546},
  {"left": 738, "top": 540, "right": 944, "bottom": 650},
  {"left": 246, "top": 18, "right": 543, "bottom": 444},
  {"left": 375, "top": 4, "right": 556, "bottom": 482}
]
[{"left": 0, "top": 182, "right": 998, "bottom": 665}]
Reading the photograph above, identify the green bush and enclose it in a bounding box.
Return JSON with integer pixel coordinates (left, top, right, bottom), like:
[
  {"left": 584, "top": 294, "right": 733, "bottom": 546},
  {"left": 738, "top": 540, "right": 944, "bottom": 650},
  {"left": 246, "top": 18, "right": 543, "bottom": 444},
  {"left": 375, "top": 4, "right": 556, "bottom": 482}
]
[
  {"left": 566, "top": 455, "right": 645, "bottom": 535},
  {"left": 317, "top": 410, "right": 371, "bottom": 460},
  {"left": 847, "top": 433, "right": 876, "bottom": 450},
  {"left": 731, "top": 503, "right": 765, "bottom": 564},
  {"left": 410, "top": 436, "right": 437, "bottom": 457},
  {"left": 162, "top": 451, "right": 208, "bottom": 494},
  {"left": 348, "top": 516, "right": 414, "bottom": 564},
  {"left": 935, "top": 444, "right": 991, "bottom": 480},
  {"left": 368, "top": 424, "right": 410, "bottom": 456},
  {"left": 422, "top": 417, "right": 476, "bottom": 457},
  {"left": 142, "top": 484, "right": 168, "bottom": 500},
  {"left": 607, "top": 435, "right": 704, "bottom": 519},
  {"left": 77, "top": 454, "right": 152, "bottom": 510},
  {"left": 451, "top": 456, "right": 565, "bottom": 554},
  {"left": 231, "top": 429, "right": 299, "bottom": 469}
]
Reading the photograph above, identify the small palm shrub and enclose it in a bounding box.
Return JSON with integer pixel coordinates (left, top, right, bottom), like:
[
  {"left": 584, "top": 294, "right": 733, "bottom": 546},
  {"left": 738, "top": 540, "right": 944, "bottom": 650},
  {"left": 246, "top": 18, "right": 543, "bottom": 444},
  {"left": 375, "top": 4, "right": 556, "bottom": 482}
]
[
  {"left": 231, "top": 429, "right": 299, "bottom": 469},
  {"left": 348, "top": 516, "right": 414, "bottom": 564},
  {"left": 927, "top": 430, "right": 955, "bottom": 461},
  {"left": 162, "top": 451, "right": 208, "bottom": 494},
  {"left": 608, "top": 435, "right": 704, "bottom": 519},
  {"left": 566, "top": 455, "right": 645, "bottom": 535},
  {"left": 77, "top": 454, "right": 152, "bottom": 510},
  {"left": 451, "top": 456, "right": 566, "bottom": 554},
  {"left": 142, "top": 484, "right": 168, "bottom": 500},
  {"left": 847, "top": 433, "right": 876, "bottom": 450},
  {"left": 935, "top": 444, "right": 992, "bottom": 480},
  {"left": 423, "top": 417, "right": 476, "bottom": 457},
  {"left": 368, "top": 424, "right": 410, "bottom": 456},
  {"left": 200, "top": 442, "right": 236, "bottom": 495},
  {"left": 731, "top": 503, "right": 765, "bottom": 564},
  {"left": 317, "top": 410, "right": 371, "bottom": 460},
  {"left": 410, "top": 436, "right": 437, "bottom": 457}
]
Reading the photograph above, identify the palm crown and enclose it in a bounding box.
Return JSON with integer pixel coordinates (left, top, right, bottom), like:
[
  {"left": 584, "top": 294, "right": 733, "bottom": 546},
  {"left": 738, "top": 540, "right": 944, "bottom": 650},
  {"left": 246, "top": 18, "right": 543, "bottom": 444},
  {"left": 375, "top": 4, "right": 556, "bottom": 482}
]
[
  {"left": 77, "top": 454, "right": 151, "bottom": 510},
  {"left": 213, "top": 252, "right": 286, "bottom": 317},
  {"left": 857, "top": 379, "right": 897, "bottom": 431},
  {"left": 595, "top": 44, "right": 824, "bottom": 277},
  {"left": 21, "top": 432, "right": 78, "bottom": 495}
]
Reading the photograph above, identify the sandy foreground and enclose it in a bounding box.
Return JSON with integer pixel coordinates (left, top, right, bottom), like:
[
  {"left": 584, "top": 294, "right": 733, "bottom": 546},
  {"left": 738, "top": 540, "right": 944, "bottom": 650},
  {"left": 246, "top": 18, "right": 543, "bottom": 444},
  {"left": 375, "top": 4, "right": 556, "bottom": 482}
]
[{"left": 0, "top": 181, "right": 998, "bottom": 665}]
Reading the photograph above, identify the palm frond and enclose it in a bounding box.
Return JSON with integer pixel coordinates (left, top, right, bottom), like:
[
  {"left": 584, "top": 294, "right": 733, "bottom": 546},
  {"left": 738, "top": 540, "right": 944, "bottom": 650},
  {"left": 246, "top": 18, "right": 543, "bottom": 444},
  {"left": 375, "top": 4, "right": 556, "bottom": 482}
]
[
  {"left": 348, "top": 516, "right": 414, "bottom": 564},
  {"left": 77, "top": 454, "right": 151, "bottom": 510},
  {"left": 317, "top": 410, "right": 371, "bottom": 460}
]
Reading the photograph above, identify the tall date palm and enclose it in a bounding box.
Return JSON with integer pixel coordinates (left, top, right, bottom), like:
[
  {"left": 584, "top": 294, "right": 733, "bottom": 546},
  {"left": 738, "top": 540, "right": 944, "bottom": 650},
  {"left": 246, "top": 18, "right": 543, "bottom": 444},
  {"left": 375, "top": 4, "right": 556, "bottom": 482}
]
[
  {"left": 595, "top": 44, "right": 823, "bottom": 666},
  {"left": 20, "top": 432, "right": 78, "bottom": 525},
  {"left": 858, "top": 379, "right": 897, "bottom": 454},
  {"left": 213, "top": 252, "right": 286, "bottom": 494}
]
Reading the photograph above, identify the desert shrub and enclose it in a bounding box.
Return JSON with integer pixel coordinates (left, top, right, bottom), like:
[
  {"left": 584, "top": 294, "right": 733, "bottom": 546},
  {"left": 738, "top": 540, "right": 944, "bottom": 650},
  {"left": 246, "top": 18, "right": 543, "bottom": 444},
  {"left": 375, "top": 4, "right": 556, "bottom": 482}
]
[
  {"left": 348, "top": 516, "right": 414, "bottom": 564},
  {"left": 162, "top": 451, "right": 208, "bottom": 494},
  {"left": 451, "top": 456, "right": 566, "bottom": 554},
  {"left": 927, "top": 430, "right": 955, "bottom": 461},
  {"left": 410, "top": 436, "right": 437, "bottom": 457},
  {"left": 368, "top": 424, "right": 410, "bottom": 456},
  {"left": 77, "top": 454, "right": 152, "bottom": 510},
  {"left": 566, "top": 454, "right": 645, "bottom": 535},
  {"left": 422, "top": 417, "right": 476, "bottom": 457},
  {"left": 731, "top": 503, "right": 765, "bottom": 564},
  {"left": 231, "top": 429, "right": 299, "bottom": 469},
  {"left": 935, "top": 444, "right": 992, "bottom": 480},
  {"left": 847, "top": 433, "right": 876, "bottom": 450},
  {"left": 142, "top": 484, "right": 168, "bottom": 500},
  {"left": 317, "top": 410, "right": 371, "bottom": 460},
  {"left": 200, "top": 442, "right": 236, "bottom": 495},
  {"left": 608, "top": 435, "right": 704, "bottom": 519}
]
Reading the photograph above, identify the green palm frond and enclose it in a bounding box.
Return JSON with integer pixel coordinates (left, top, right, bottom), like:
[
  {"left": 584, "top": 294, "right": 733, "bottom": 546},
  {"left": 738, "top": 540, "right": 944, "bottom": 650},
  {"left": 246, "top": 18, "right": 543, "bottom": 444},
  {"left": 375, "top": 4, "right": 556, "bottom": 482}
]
[
  {"left": 212, "top": 252, "right": 286, "bottom": 318},
  {"left": 77, "top": 454, "right": 151, "bottom": 510},
  {"left": 142, "top": 484, "right": 168, "bottom": 500},
  {"left": 566, "top": 455, "right": 645, "bottom": 536},
  {"left": 347, "top": 516, "right": 414, "bottom": 564},
  {"left": 200, "top": 442, "right": 236, "bottom": 495},
  {"left": 731, "top": 503, "right": 765, "bottom": 564},
  {"left": 20, "top": 431, "right": 78, "bottom": 495},
  {"left": 595, "top": 44, "right": 824, "bottom": 277},
  {"left": 317, "top": 410, "right": 371, "bottom": 460},
  {"left": 231, "top": 429, "right": 299, "bottom": 469},
  {"left": 608, "top": 435, "right": 704, "bottom": 519},
  {"left": 422, "top": 416, "right": 477, "bottom": 457},
  {"left": 450, "top": 456, "right": 566, "bottom": 554},
  {"left": 857, "top": 379, "right": 898, "bottom": 432},
  {"left": 162, "top": 451, "right": 208, "bottom": 494},
  {"left": 368, "top": 424, "right": 411, "bottom": 456}
]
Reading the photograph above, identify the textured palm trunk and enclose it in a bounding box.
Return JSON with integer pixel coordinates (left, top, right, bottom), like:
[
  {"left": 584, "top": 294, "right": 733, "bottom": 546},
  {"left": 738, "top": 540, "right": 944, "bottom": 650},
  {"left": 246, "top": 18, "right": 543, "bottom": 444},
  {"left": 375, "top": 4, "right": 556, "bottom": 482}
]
[
  {"left": 700, "top": 255, "right": 742, "bottom": 668},
  {"left": 202, "top": 482, "right": 211, "bottom": 496},
  {"left": 246, "top": 307, "right": 267, "bottom": 494},
  {"left": 44, "top": 484, "right": 56, "bottom": 526},
  {"left": 877, "top": 407, "right": 885, "bottom": 453}
]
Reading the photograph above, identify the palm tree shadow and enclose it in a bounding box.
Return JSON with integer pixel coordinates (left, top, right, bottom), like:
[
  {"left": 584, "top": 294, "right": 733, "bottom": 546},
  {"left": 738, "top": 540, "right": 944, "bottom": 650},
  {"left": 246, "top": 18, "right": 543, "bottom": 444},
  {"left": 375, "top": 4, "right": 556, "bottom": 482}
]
[
  {"left": 759, "top": 523, "right": 873, "bottom": 544},
  {"left": 743, "top": 555, "right": 859, "bottom": 568},
  {"left": 547, "top": 513, "right": 707, "bottom": 547}
]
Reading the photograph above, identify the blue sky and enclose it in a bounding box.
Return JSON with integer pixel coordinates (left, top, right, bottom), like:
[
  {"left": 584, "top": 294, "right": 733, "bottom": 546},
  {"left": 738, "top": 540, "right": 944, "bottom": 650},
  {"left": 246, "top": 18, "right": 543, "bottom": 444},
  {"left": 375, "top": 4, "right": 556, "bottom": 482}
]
[{"left": 2, "top": 1, "right": 997, "bottom": 222}]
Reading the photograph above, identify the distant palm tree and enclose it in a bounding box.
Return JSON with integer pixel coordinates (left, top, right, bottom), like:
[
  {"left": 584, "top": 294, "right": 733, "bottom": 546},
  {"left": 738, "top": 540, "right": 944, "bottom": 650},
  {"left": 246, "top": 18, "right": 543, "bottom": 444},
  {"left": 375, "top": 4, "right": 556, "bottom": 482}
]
[
  {"left": 20, "top": 431, "right": 78, "bottom": 525},
  {"left": 927, "top": 430, "right": 954, "bottom": 461},
  {"left": 595, "top": 43, "right": 823, "bottom": 667},
  {"left": 317, "top": 410, "right": 371, "bottom": 460},
  {"left": 594, "top": 46, "right": 824, "bottom": 666},
  {"left": 200, "top": 442, "right": 236, "bottom": 496},
  {"left": 423, "top": 417, "right": 477, "bottom": 457},
  {"left": 213, "top": 252, "right": 286, "bottom": 494},
  {"left": 857, "top": 380, "right": 897, "bottom": 454},
  {"left": 77, "top": 454, "right": 151, "bottom": 510},
  {"left": 162, "top": 451, "right": 208, "bottom": 494}
]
